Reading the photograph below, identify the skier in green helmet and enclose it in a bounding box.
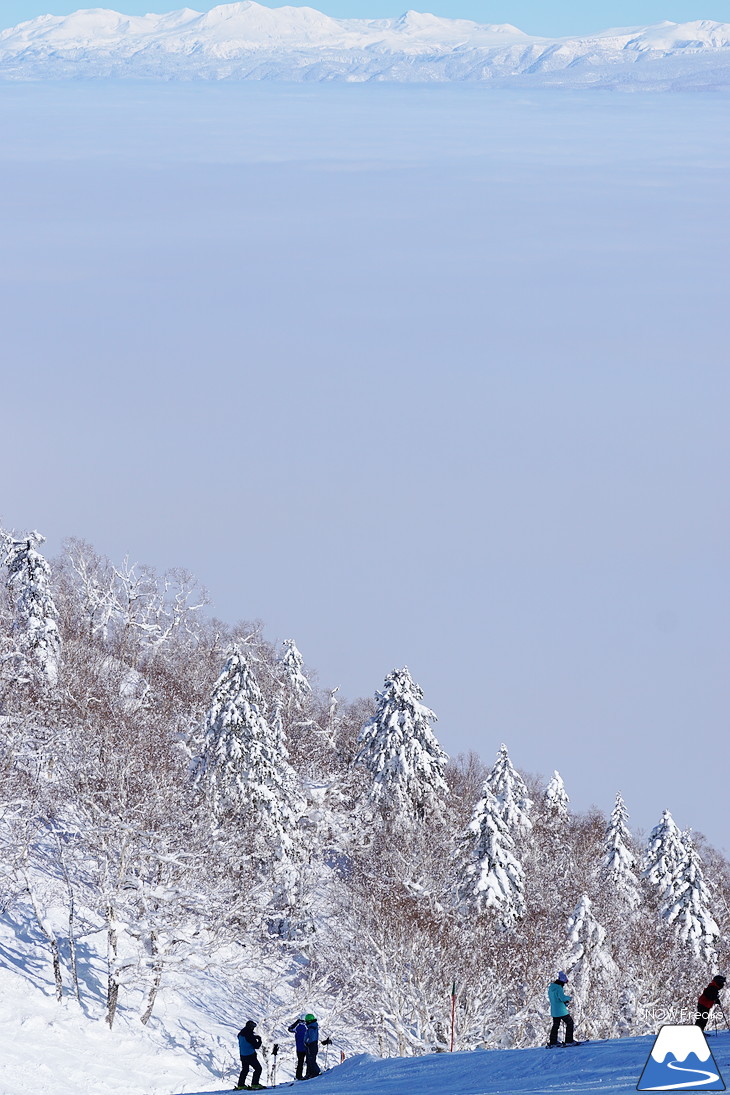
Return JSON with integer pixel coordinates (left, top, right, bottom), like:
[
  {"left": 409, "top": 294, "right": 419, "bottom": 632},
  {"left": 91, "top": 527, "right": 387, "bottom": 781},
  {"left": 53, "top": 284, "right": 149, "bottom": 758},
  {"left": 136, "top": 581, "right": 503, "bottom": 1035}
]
[{"left": 303, "top": 1014, "right": 320, "bottom": 1078}]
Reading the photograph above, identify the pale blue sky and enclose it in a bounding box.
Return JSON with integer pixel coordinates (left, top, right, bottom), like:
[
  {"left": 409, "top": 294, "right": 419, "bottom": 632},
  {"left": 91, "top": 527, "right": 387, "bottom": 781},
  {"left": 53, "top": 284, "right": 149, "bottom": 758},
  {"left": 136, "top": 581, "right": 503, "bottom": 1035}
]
[
  {"left": 1, "top": 83, "right": 728, "bottom": 854},
  {"left": 2, "top": 0, "right": 730, "bottom": 35}
]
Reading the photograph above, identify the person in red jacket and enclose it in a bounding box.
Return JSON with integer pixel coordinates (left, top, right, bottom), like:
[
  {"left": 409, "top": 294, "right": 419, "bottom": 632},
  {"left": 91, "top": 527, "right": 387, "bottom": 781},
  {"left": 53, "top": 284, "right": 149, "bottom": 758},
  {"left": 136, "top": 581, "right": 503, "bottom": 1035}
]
[{"left": 696, "top": 975, "right": 726, "bottom": 1030}]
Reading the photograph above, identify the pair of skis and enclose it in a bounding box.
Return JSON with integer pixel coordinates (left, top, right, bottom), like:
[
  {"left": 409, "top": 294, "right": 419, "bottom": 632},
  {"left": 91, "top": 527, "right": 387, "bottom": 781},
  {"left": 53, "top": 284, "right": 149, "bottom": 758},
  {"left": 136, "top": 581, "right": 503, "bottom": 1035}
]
[{"left": 233, "top": 1075, "right": 327, "bottom": 1092}]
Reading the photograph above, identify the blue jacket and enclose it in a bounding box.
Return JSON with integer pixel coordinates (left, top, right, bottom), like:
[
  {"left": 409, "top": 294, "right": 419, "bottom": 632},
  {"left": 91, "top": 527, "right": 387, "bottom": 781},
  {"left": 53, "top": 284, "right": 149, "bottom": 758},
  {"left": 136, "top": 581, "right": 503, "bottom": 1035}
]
[
  {"left": 238, "top": 1027, "right": 261, "bottom": 1057},
  {"left": 548, "top": 982, "right": 571, "bottom": 1018},
  {"left": 288, "top": 1019, "right": 307, "bottom": 1052},
  {"left": 305, "top": 1019, "right": 319, "bottom": 1045}
]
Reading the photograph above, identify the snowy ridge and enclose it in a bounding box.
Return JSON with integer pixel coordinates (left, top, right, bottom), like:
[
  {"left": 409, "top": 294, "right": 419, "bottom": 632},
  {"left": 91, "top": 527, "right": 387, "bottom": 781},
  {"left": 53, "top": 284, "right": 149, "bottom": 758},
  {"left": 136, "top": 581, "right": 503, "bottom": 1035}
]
[{"left": 1, "top": 2, "right": 730, "bottom": 86}]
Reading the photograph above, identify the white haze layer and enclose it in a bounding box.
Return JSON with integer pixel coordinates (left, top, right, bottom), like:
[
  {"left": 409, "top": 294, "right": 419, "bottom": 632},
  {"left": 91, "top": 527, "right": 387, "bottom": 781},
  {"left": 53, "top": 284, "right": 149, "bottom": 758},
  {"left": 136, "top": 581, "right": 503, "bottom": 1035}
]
[{"left": 1, "top": 82, "right": 729, "bottom": 853}]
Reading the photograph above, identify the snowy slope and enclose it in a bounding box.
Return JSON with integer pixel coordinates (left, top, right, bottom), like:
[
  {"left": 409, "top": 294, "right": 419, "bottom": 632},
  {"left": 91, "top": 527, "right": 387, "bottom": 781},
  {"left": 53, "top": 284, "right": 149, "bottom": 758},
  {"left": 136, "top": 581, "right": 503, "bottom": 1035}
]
[
  {"left": 182, "top": 1034, "right": 730, "bottom": 1095},
  {"left": 0, "top": 894, "right": 356, "bottom": 1095},
  {"left": 1, "top": 2, "right": 730, "bottom": 86},
  {"left": 3, "top": 893, "right": 730, "bottom": 1095},
  {"left": 4, "top": 885, "right": 730, "bottom": 1095}
]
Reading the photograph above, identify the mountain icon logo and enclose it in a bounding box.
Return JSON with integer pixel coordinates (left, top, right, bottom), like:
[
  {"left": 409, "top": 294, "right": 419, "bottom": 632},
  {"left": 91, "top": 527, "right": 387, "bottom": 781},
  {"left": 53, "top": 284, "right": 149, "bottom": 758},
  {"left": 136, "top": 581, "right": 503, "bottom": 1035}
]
[{"left": 637, "top": 1025, "right": 725, "bottom": 1090}]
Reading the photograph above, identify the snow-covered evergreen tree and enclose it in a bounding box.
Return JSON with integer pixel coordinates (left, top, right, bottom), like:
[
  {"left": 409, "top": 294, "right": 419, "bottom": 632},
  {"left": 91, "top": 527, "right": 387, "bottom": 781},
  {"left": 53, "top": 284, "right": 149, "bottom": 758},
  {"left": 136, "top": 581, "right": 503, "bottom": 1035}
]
[
  {"left": 664, "top": 830, "right": 720, "bottom": 961},
  {"left": 543, "top": 771, "right": 569, "bottom": 821},
  {"left": 3, "top": 531, "right": 62, "bottom": 686},
  {"left": 4, "top": 525, "right": 730, "bottom": 1055},
  {"left": 354, "top": 667, "right": 448, "bottom": 829},
  {"left": 279, "top": 638, "right": 312, "bottom": 711},
  {"left": 642, "top": 809, "right": 686, "bottom": 898},
  {"left": 485, "top": 744, "right": 532, "bottom": 833},
  {"left": 564, "top": 893, "right": 618, "bottom": 1034},
  {"left": 638, "top": 810, "right": 721, "bottom": 963},
  {"left": 192, "top": 646, "right": 301, "bottom": 858},
  {"left": 601, "top": 792, "right": 640, "bottom": 910},
  {"left": 456, "top": 784, "right": 525, "bottom": 926}
]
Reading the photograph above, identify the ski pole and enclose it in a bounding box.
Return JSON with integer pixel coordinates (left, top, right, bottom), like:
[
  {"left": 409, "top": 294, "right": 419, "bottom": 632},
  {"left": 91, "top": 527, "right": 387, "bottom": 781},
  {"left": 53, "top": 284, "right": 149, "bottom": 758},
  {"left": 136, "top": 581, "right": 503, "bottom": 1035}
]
[
  {"left": 450, "top": 981, "right": 457, "bottom": 1052},
  {"left": 717, "top": 1000, "right": 730, "bottom": 1032}
]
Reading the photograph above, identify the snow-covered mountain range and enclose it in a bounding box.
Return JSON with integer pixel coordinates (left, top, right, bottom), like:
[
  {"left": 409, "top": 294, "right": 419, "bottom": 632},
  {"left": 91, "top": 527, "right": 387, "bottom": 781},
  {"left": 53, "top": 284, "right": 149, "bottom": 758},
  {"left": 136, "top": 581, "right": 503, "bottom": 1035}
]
[{"left": 1, "top": 2, "right": 730, "bottom": 86}]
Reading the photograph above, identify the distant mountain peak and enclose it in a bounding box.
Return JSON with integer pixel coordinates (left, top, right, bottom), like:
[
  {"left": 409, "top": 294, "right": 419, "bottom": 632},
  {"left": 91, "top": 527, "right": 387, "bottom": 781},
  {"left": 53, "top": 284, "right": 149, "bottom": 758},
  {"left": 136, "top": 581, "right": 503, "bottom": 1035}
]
[{"left": 1, "top": 1, "right": 729, "bottom": 88}]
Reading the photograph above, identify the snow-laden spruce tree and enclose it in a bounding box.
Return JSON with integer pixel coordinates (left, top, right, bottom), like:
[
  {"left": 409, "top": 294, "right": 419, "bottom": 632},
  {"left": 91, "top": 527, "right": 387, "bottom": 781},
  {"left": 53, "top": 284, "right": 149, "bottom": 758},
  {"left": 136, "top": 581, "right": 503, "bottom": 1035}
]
[
  {"left": 354, "top": 667, "right": 448, "bottom": 829},
  {"left": 485, "top": 744, "right": 532, "bottom": 833},
  {"left": 192, "top": 646, "right": 301, "bottom": 858},
  {"left": 664, "top": 830, "right": 720, "bottom": 962},
  {"left": 279, "top": 638, "right": 312, "bottom": 711},
  {"left": 3, "top": 531, "right": 62, "bottom": 687},
  {"left": 642, "top": 809, "right": 686, "bottom": 899},
  {"left": 456, "top": 784, "right": 525, "bottom": 926},
  {"left": 601, "top": 792, "right": 640, "bottom": 910},
  {"left": 563, "top": 893, "right": 619, "bottom": 1036},
  {"left": 543, "top": 771, "right": 569, "bottom": 821}
]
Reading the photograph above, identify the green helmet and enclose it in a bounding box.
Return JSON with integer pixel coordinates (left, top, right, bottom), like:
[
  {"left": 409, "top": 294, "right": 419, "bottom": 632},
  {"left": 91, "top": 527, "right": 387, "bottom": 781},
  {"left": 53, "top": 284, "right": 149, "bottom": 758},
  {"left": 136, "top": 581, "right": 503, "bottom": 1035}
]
[{"left": 305, "top": 1013, "right": 316, "bottom": 1022}]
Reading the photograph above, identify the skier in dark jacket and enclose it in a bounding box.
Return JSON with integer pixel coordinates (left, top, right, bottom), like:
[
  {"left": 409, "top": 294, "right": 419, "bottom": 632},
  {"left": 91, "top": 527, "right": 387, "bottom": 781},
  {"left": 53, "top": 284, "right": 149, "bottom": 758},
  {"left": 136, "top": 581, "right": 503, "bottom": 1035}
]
[
  {"left": 287, "top": 1014, "right": 308, "bottom": 1080},
  {"left": 696, "top": 975, "right": 726, "bottom": 1030},
  {"left": 237, "top": 1020, "right": 266, "bottom": 1090},
  {"left": 304, "top": 1013, "right": 321, "bottom": 1078},
  {"left": 548, "top": 971, "right": 576, "bottom": 1046}
]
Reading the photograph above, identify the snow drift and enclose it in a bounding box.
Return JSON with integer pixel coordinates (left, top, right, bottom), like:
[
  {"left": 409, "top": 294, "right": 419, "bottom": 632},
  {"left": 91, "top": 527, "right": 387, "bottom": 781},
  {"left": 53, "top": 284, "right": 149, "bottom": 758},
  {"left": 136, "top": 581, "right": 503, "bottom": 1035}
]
[{"left": 1, "top": 2, "right": 730, "bottom": 86}]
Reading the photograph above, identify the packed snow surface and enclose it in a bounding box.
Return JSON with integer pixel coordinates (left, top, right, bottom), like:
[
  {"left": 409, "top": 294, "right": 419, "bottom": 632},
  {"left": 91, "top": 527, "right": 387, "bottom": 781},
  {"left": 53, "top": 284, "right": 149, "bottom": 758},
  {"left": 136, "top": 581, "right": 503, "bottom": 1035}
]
[
  {"left": 181, "top": 1037, "right": 730, "bottom": 1094},
  {"left": 1, "top": 2, "right": 730, "bottom": 85}
]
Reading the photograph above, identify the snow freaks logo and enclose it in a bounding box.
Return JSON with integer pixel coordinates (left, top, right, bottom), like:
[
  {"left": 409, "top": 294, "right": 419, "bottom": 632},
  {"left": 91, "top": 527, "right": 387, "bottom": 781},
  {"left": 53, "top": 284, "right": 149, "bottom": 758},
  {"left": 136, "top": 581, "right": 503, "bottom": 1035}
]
[{"left": 637, "top": 1025, "right": 726, "bottom": 1090}]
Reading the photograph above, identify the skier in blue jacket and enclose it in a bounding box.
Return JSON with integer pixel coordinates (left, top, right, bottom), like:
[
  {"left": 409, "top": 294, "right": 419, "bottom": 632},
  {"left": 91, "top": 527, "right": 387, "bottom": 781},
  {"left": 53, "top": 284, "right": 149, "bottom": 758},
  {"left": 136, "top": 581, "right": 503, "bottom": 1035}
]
[
  {"left": 287, "top": 1014, "right": 308, "bottom": 1080},
  {"left": 303, "top": 1014, "right": 321, "bottom": 1079},
  {"left": 547, "top": 972, "right": 576, "bottom": 1046},
  {"left": 237, "top": 1019, "right": 266, "bottom": 1090}
]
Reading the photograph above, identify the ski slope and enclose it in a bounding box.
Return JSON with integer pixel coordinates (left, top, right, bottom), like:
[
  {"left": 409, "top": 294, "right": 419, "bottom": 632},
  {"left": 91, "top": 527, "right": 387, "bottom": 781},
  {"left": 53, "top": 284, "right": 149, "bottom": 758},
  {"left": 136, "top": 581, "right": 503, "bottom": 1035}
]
[
  {"left": 2, "top": 900, "right": 730, "bottom": 1095},
  {"left": 185, "top": 1034, "right": 730, "bottom": 1095}
]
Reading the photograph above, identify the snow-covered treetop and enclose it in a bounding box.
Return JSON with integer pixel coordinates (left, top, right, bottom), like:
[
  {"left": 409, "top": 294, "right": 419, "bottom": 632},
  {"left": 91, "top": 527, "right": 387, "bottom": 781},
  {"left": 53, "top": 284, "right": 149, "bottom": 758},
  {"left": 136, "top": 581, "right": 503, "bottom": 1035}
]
[
  {"left": 641, "top": 812, "right": 720, "bottom": 959},
  {"left": 601, "top": 792, "right": 640, "bottom": 910},
  {"left": 355, "top": 666, "right": 448, "bottom": 828},
  {"left": 485, "top": 744, "right": 532, "bottom": 832},
  {"left": 279, "top": 638, "right": 311, "bottom": 708},
  {"left": 664, "top": 830, "right": 720, "bottom": 962},
  {"left": 457, "top": 783, "right": 526, "bottom": 926},
  {"left": 205, "top": 644, "right": 266, "bottom": 735},
  {"left": 543, "top": 770, "right": 569, "bottom": 821},
  {"left": 642, "top": 809, "right": 685, "bottom": 896},
  {"left": 193, "top": 646, "right": 302, "bottom": 856},
  {"left": 3, "top": 529, "right": 61, "bottom": 686}
]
